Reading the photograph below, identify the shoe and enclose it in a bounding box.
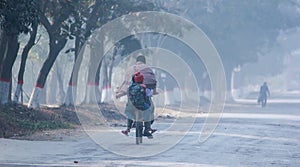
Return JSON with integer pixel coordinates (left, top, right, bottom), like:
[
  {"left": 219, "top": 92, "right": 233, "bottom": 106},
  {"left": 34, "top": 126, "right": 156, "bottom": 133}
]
[
  {"left": 149, "top": 128, "right": 157, "bottom": 134},
  {"left": 121, "top": 129, "right": 130, "bottom": 136},
  {"left": 143, "top": 130, "right": 153, "bottom": 139}
]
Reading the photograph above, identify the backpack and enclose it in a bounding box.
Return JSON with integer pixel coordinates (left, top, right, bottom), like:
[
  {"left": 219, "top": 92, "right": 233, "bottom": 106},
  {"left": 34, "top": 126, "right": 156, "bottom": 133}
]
[{"left": 128, "top": 82, "right": 149, "bottom": 110}]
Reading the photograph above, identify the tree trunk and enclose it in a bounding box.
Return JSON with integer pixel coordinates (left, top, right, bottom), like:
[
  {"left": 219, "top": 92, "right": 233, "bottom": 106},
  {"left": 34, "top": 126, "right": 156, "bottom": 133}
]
[
  {"left": 0, "top": 34, "right": 20, "bottom": 104},
  {"left": 28, "top": 87, "right": 43, "bottom": 108},
  {"left": 64, "top": 84, "right": 75, "bottom": 106},
  {"left": 101, "top": 53, "right": 115, "bottom": 103},
  {"left": 28, "top": 38, "right": 67, "bottom": 108},
  {"left": 46, "top": 61, "right": 65, "bottom": 105},
  {"left": 84, "top": 43, "right": 101, "bottom": 104},
  {"left": 13, "top": 83, "right": 23, "bottom": 103},
  {"left": 63, "top": 41, "right": 86, "bottom": 106},
  {"left": 46, "top": 70, "right": 57, "bottom": 105},
  {"left": 39, "top": 84, "right": 47, "bottom": 105},
  {"left": 108, "top": 54, "right": 115, "bottom": 86},
  {"left": 0, "top": 81, "right": 10, "bottom": 105},
  {"left": 55, "top": 63, "right": 65, "bottom": 105},
  {"left": 226, "top": 67, "right": 235, "bottom": 102},
  {"left": 95, "top": 62, "right": 102, "bottom": 103},
  {"left": 13, "top": 22, "right": 38, "bottom": 103},
  {"left": 0, "top": 31, "right": 8, "bottom": 73},
  {"left": 101, "top": 57, "right": 112, "bottom": 103},
  {"left": 0, "top": 32, "right": 8, "bottom": 105}
]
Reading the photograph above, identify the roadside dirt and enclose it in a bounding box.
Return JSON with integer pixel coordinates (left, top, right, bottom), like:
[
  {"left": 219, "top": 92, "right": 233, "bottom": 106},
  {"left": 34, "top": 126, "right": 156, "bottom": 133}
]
[
  {"left": 0, "top": 103, "right": 176, "bottom": 141},
  {"left": 0, "top": 103, "right": 125, "bottom": 140}
]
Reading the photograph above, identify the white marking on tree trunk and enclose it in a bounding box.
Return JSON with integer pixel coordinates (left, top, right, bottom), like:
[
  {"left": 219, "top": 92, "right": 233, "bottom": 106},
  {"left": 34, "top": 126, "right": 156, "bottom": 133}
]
[
  {"left": 28, "top": 87, "right": 43, "bottom": 108},
  {"left": 101, "top": 87, "right": 112, "bottom": 103},
  {"left": 64, "top": 85, "right": 75, "bottom": 105},
  {"left": 13, "top": 84, "right": 22, "bottom": 103},
  {"left": 0, "top": 81, "right": 10, "bottom": 104},
  {"left": 85, "top": 85, "right": 100, "bottom": 104}
]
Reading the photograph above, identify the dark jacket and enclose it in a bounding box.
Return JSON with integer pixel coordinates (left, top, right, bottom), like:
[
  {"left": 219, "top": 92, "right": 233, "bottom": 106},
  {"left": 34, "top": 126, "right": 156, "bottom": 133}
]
[{"left": 116, "top": 61, "right": 156, "bottom": 98}]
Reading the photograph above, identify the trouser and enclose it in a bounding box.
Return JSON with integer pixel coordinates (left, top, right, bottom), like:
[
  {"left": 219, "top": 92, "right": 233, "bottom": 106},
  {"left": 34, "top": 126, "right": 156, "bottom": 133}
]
[
  {"left": 126, "top": 119, "right": 133, "bottom": 130},
  {"left": 126, "top": 119, "right": 152, "bottom": 131},
  {"left": 144, "top": 121, "right": 151, "bottom": 131}
]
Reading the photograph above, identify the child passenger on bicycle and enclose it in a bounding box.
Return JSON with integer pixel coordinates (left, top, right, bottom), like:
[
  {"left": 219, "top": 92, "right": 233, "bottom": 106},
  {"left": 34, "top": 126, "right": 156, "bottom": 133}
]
[{"left": 121, "top": 72, "right": 156, "bottom": 138}]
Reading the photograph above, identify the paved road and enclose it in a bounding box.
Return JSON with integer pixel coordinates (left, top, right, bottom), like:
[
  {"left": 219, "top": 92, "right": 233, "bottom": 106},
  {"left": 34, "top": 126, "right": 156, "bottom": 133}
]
[{"left": 0, "top": 102, "right": 299, "bottom": 166}]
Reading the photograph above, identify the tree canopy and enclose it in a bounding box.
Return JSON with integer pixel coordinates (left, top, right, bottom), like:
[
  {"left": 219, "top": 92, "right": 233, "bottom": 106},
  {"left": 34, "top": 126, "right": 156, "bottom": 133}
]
[
  {"left": 0, "top": 0, "right": 38, "bottom": 35},
  {"left": 175, "top": 0, "right": 300, "bottom": 71}
]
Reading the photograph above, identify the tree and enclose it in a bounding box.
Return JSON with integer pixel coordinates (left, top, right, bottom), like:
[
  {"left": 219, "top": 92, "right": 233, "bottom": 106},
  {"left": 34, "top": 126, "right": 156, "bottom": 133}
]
[
  {"left": 65, "top": 0, "right": 155, "bottom": 105},
  {"left": 13, "top": 21, "right": 38, "bottom": 103},
  {"left": 28, "top": 0, "right": 74, "bottom": 108},
  {"left": 0, "top": 0, "right": 38, "bottom": 104},
  {"left": 64, "top": 0, "right": 102, "bottom": 106},
  {"left": 159, "top": 0, "right": 300, "bottom": 89}
]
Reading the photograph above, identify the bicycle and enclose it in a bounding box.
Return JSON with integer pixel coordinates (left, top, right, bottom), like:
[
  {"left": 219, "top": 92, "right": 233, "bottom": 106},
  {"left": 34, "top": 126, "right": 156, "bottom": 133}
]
[{"left": 135, "top": 111, "right": 143, "bottom": 144}]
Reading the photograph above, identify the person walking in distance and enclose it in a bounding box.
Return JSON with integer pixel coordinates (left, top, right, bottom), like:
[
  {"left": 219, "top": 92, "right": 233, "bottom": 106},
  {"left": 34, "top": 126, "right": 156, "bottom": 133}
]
[{"left": 257, "top": 82, "right": 270, "bottom": 107}]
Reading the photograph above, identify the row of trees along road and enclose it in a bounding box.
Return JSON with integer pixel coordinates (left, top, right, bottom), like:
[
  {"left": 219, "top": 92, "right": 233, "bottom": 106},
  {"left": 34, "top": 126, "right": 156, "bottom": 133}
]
[
  {"left": 1, "top": 0, "right": 300, "bottom": 108},
  {"left": 0, "top": 0, "right": 155, "bottom": 108},
  {"left": 161, "top": 0, "right": 300, "bottom": 90}
]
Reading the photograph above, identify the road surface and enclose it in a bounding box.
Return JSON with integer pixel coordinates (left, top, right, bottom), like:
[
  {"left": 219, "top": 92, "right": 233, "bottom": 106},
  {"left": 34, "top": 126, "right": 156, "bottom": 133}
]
[{"left": 0, "top": 101, "right": 299, "bottom": 166}]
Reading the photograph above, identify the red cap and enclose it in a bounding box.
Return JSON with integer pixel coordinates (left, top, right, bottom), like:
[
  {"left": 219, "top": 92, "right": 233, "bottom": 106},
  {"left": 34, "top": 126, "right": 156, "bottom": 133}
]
[{"left": 134, "top": 71, "right": 144, "bottom": 83}]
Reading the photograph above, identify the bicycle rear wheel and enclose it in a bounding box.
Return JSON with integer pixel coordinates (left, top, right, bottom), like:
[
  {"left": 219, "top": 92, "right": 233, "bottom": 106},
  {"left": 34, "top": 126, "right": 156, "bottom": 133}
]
[
  {"left": 135, "top": 111, "right": 143, "bottom": 144},
  {"left": 136, "top": 121, "right": 143, "bottom": 144}
]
